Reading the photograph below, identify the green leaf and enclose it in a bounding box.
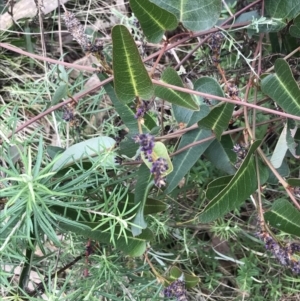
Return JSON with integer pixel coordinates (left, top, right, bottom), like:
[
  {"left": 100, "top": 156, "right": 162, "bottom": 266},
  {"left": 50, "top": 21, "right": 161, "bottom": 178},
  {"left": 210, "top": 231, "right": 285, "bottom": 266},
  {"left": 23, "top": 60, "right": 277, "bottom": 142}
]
[
  {"left": 196, "top": 77, "right": 234, "bottom": 140},
  {"left": 199, "top": 141, "right": 261, "bottom": 223},
  {"left": 173, "top": 103, "right": 210, "bottom": 126},
  {"left": 115, "top": 193, "right": 168, "bottom": 216},
  {"left": 154, "top": 67, "right": 199, "bottom": 110},
  {"left": 220, "top": 135, "right": 236, "bottom": 163},
  {"left": 52, "top": 83, "right": 68, "bottom": 106},
  {"left": 287, "top": 178, "right": 300, "bottom": 187},
  {"left": 99, "top": 74, "right": 155, "bottom": 135},
  {"left": 129, "top": 0, "right": 177, "bottom": 43},
  {"left": 270, "top": 123, "right": 289, "bottom": 169},
  {"left": 121, "top": 142, "right": 169, "bottom": 230},
  {"left": 168, "top": 266, "right": 199, "bottom": 289},
  {"left": 290, "top": 14, "right": 300, "bottom": 38},
  {"left": 204, "top": 140, "right": 236, "bottom": 175},
  {"left": 142, "top": 142, "right": 173, "bottom": 175},
  {"left": 149, "top": 0, "right": 222, "bottom": 31},
  {"left": 206, "top": 175, "right": 233, "bottom": 200},
  {"left": 261, "top": 59, "right": 300, "bottom": 116},
  {"left": 143, "top": 198, "right": 168, "bottom": 214},
  {"left": 265, "top": 0, "right": 300, "bottom": 20},
  {"left": 265, "top": 199, "right": 300, "bottom": 237},
  {"left": 258, "top": 159, "right": 270, "bottom": 186},
  {"left": 60, "top": 222, "right": 153, "bottom": 257},
  {"left": 52, "top": 137, "right": 116, "bottom": 171},
  {"left": 194, "top": 77, "right": 224, "bottom": 106},
  {"left": 119, "top": 137, "right": 140, "bottom": 158},
  {"left": 187, "top": 104, "right": 210, "bottom": 126},
  {"left": 112, "top": 25, "right": 153, "bottom": 102},
  {"left": 47, "top": 145, "right": 64, "bottom": 160},
  {"left": 270, "top": 121, "right": 297, "bottom": 168},
  {"left": 198, "top": 102, "right": 234, "bottom": 141},
  {"left": 132, "top": 164, "right": 153, "bottom": 236},
  {"left": 165, "top": 129, "right": 213, "bottom": 194},
  {"left": 267, "top": 158, "right": 290, "bottom": 185}
]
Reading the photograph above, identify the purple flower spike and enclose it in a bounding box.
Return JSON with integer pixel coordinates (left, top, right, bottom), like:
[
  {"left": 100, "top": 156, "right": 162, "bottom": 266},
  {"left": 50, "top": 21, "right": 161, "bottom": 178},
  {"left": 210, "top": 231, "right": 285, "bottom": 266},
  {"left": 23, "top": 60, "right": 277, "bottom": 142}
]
[
  {"left": 133, "top": 133, "right": 155, "bottom": 161},
  {"left": 135, "top": 100, "right": 149, "bottom": 119},
  {"left": 163, "top": 279, "right": 187, "bottom": 301},
  {"left": 151, "top": 157, "right": 168, "bottom": 188}
]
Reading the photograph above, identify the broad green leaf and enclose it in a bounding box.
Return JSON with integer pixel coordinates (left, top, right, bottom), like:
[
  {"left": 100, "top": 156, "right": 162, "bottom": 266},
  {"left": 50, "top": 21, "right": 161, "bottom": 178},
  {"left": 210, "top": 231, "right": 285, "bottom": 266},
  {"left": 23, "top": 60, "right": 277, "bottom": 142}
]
[
  {"left": 52, "top": 137, "right": 116, "bottom": 171},
  {"left": 271, "top": 121, "right": 297, "bottom": 168},
  {"left": 154, "top": 67, "right": 199, "bottom": 110},
  {"left": 52, "top": 83, "right": 68, "bottom": 106},
  {"left": 198, "top": 102, "right": 234, "bottom": 141},
  {"left": 204, "top": 140, "right": 236, "bottom": 175},
  {"left": 142, "top": 142, "right": 173, "bottom": 175},
  {"left": 267, "top": 158, "right": 290, "bottom": 185},
  {"left": 187, "top": 104, "right": 210, "bottom": 126},
  {"left": 199, "top": 140, "right": 261, "bottom": 223},
  {"left": 206, "top": 175, "right": 233, "bottom": 200},
  {"left": 99, "top": 74, "right": 156, "bottom": 135},
  {"left": 47, "top": 145, "right": 64, "bottom": 160},
  {"left": 194, "top": 77, "right": 225, "bottom": 106},
  {"left": 57, "top": 64, "right": 69, "bottom": 83},
  {"left": 165, "top": 129, "right": 213, "bottom": 194},
  {"left": 117, "top": 193, "right": 168, "bottom": 215},
  {"left": 130, "top": 142, "right": 171, "bottom": 235},
  {"left": 270, "top": 123, "right": 289, "bottom": 169},
  {"left": 220, "top": 135, "right": 236, "bottom": 163},
  {"left": 254, "top": 114, "right": 269, "bottom": 140},
  {"left": 290, "top": 14, "right": 300, "bottom": 38},
  {"left": 265, "top": 199, "right": 300, "bottom": 237},
  {"left": 132, "top": 164, "right": 153, "bottom": 236},
  {"left": 119, "top": 137, "right": 140, "bottom": 158},
  {"left": 51, "top": 203, "right": 154, "bottom": 256},
  {"left": 168, "top": 266, "right": 199, "bottom": 289},
  {"left": 173, "top": 103, "right": 210, "bottom": 126},
  {"left": 143, "top": 198, "right": 168, "bottom": 214},
  {"left": 196, "top": 77, "right": 234, "bottom": 140},
  {"left": 149, "top": 0, "right": 222, "bottom": 31},
  {"left": 129, "top": 0, "right": 177, "bottom": 43},
  {"left": 248, "top": 17, "right": 286, "bottom": 34},
  {"left": 112, "top": 25, "right": 153, "bottom": 102},
  {"left": 258, "top": 159, "right": 270, "bottom": 186},
  {"left": 261, "top": 59, "right": 300, "bottom": 116},
  {"left": 287, "top": 178, "right": 300, "bottom": 187},
  {"left": 60, "top": 222, "right": 153, "bottom": 257},
  {"left": 265, "top": 0, "right": 300, "bottom": 20}
]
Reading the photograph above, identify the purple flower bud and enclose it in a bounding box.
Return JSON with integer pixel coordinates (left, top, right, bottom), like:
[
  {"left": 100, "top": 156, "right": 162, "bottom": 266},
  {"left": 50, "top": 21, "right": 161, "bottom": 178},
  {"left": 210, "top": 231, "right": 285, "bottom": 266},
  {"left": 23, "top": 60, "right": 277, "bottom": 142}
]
[
  {"left": 135, "top": 100, "right": 150, "bottom": 119},
  {"left": 133, "top": 133, "right": 155, "bottom": 161},
  {"left": 163, "top": 280, "right": 187, "bottom": 301},
  {"left": 150, "top": 157, "right": 168, "bottom": 188}
]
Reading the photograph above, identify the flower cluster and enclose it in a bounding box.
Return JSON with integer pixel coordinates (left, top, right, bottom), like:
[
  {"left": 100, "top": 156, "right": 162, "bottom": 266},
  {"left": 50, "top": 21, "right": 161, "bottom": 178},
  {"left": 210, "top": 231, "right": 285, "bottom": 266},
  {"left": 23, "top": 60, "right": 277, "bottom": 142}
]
[
  {"left": 232, "top": 143, "right": 248, "bottom": 168},
  {"left": 227, "top": 82, "right": 239, "bottom": 98},
  {"left": 208, "top": 32, "right": 224, "bottom": 52},
  {"left": 133, "top": 133, "right": 155, "bottom": 162},
  {"left": 62, "top": 103, "right": 75, "bottom": 122},
  {"left": 163, "top": 279, "right": 188, "bottom": 301},
  {"left": 63, "top": 11, "right": 104, "bottom": 55},
  {"left": 135, "top": 100, "right": 150, "bottom": 119},
  {"left": 63, "top": 11, "right": 90, "bottom": 50},
  {"left": 151, "top": 157, "right": 168, "bottom": 188},
  {"left": 133, "top": 134, "right": 168, "bottom": 188},
  {"left": 257, "top": 231, "right": 300, "bottom": 274},
  {"left": 208, "top": 32, "right": 224, "bottom": 64}
]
